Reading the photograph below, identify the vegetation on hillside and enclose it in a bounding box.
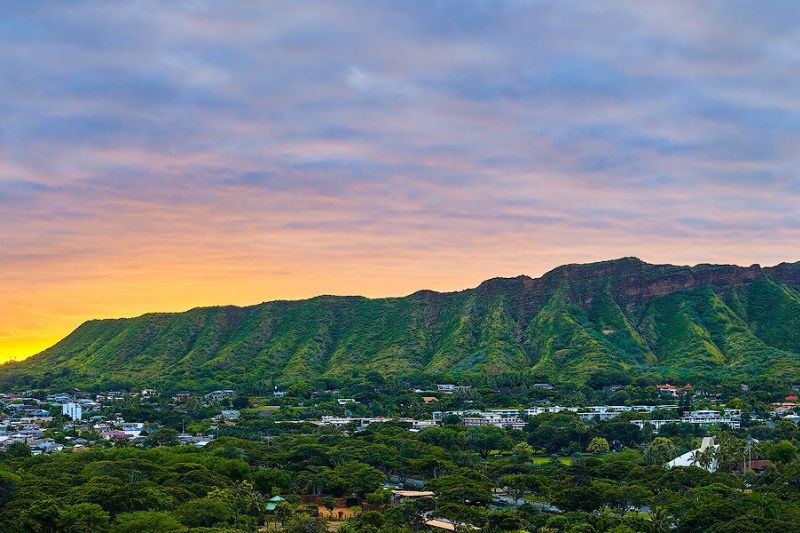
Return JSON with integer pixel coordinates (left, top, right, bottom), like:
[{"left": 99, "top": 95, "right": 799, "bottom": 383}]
[{"left": 2, "top": 258, "right": 800, "bottom": 392}]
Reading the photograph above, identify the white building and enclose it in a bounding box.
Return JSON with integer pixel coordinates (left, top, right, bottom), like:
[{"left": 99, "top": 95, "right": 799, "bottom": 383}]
[
  {"left": 220, "top": 410, "right": 240, "bottom": 420},
  {"left": 631, "top": 409, "right": 740, "bottom": 431},
  {"left": 462, "top": 415, "right": 526, "bottom": 430},
  {"left": 206, "top": 390, "right": 236, "bottom": 401},
  {"left": 121, "top": 422, "right": 145, "bottom": 436},
  {"left": 62, "top": 402, "right": 82, "bottom": 421},
  {"left": 667, "top": 436, "right": 718, "bottom": 472},
  {"left": 436, "top": 384, "right": 471, "bottom": 393}
]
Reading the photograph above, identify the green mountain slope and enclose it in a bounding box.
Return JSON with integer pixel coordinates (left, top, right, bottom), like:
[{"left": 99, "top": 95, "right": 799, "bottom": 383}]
[{"left": 2, "top": 257, "right": 800, "bottom": 391}]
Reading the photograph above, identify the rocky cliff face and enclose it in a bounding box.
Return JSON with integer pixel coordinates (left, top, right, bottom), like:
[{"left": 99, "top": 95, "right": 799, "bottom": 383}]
[
  {"left": 489, "top": 257, "right": 794, "bottom": 307},
  {"left": 766, "top": 262, "right": 800, "bottom": 286}
]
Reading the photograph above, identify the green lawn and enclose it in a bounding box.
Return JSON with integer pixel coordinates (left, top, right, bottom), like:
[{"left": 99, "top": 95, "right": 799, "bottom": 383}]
[{"left": 532, "top": 456, "right": 573, "bottom": 465}]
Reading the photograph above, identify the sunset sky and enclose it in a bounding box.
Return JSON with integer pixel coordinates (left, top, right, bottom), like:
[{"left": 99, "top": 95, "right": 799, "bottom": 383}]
[{"left": 2, "top": 1, "right": 800, "bottom": 361}]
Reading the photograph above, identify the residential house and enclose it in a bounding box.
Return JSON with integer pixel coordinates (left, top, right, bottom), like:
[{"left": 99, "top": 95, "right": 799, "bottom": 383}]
[
  {"left": 173, "top": 391, "right": 195, "bottom": 401},
  {"left": 220, "top": 410, "right": 240, "bottom": 420},
  {"left": 121, "top": 422, "right": 145, "bottom": 437}
]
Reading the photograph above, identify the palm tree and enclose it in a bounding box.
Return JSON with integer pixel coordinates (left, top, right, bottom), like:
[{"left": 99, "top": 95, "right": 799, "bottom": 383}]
[
  {"left": 651, "top": 506, "right": 674, "bottom": 533},
  {"left": 689, "top": 447, "right": 714, "bottom": 471}
]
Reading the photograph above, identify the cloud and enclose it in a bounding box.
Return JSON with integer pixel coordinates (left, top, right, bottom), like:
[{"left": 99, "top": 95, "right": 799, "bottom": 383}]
[{"left": 0, "top": 0, "right": 799, "bottom": 359}]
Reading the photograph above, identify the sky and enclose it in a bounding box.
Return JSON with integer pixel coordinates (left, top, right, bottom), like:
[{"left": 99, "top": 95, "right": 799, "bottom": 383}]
[{"left": 1, "top": 1, "right": 800, "bottom": 361}]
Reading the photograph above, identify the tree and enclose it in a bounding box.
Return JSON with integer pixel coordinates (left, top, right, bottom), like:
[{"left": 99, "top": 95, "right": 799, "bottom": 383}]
[
  {"left": 283, "top": 515, "right": 328, "bottom": 533},
  {"left": 59, "top": 503, "right": 110, "bottom": 533},
  {"left": 587, "top": 437, "right": 610, "bottom": 453},
  {"left": 468, "top": 425, "right": 511, "bottom": 459},
  {"left": 288, "top": 381, "right": 315, "bottom": 399},
  {"left": 690, "top": 447, "right": 715, "bottom": 471},
  {"left": 0, "top": 474, "right": 15, "bottom": 509},
  {"left": 232, "top": 395, "right": 250, "bottom": 409},
  {"left": 714, "top": 432, "right": 745, "bottom": 472},
  {"left": 365, "top": 489, "right": 390, "bottom": 506},
  {"left": 334, "top": 461, "right": 385, "bottom": 497},
  {"left": 650, "top": 506, "right": 675, "bottom": 533},
  {"left": 253, "top": 467, "right": 291, "bottom": 494},
  {"left": 20, "top": 498, "right": 61, "bottom": 533},
  {"left": 498, "top": 474, "right": 537, "bottom": 504},
  {"left": 527, "top": 413, "right": 589, "bottom": 454},
  {"left": 146, "top": 428, "right": 179, "bottom": 448},
  {"left": 273, "top": 501, "right": 295, "bottom": 527},
  {"left": 484, "top": 510, "right": 523, "bottom": 532},
  {"left": 207, "top": 480, "right": 264, "bottom": 526},
  {"left": 323, "top": 496, "right": 336, "bottom": 517},
  {"left": 511, "top": 442, "right": 535, "bottom": 464},
  {"left": 177, "top": 498, "right": 232, "bottom": 527},
  {"left": 643, "top": 437, "right": 677, "bottom": 465},
  {"left": 768, "top": 440, "right": 797, "bottom": 464},
  {"left": 5, "top": 442, "right": 31, "bottom": 458},
  {"left": 551, "top": 485, "right": 603, "bottom": 513},
  {"left": 429, "top": 474, "right": 492, "bottom": 506},
  {"left": 111, "top": 511, "right": 184, "bottom": 533}
]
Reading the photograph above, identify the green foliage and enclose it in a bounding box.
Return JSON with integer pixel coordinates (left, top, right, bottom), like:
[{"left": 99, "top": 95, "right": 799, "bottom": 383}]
[
  {"left": 0, "top": 419, "right": 799, "bottom": 532},
  {"left": 586, "top": 436, "right": 610, "bottom": 453},
  {"left": 5, "top": 442, "right": 31, "bottom": 458},
  {"left": 59, "top": 503, "right": 110, "bottom": 533},
  {"left": 766, "top": 440, "right": 797, "bottom": 463},
  {"left": 111, "top": 511, "right": 184, "bottom": 532},
  {"left": 643, "top": 437, "right": 678, "bottom": 465}
]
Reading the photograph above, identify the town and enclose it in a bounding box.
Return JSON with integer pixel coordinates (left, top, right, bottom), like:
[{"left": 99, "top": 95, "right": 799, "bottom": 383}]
[
  {"left": 3, "top": 378, "right": 800, "bottom": 530},
  {"left": 3, "top": 380, "right": 796, "bottom": 456}
]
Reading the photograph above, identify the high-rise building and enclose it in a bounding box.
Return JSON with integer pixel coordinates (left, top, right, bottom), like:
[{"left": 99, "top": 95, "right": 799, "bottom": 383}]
[{"left": 62, "top": 402, "right": 82, "bottom": 421}]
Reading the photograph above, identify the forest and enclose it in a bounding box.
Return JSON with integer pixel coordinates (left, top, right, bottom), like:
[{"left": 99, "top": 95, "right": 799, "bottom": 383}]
[{"left": 3, "top": 408, "right": 800, "bottom": 532}]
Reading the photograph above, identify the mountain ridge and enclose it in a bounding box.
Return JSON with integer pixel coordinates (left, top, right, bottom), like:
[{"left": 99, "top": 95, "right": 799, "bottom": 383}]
[{"left": 2, "top": 257, "right": 800, "bottom": 392}]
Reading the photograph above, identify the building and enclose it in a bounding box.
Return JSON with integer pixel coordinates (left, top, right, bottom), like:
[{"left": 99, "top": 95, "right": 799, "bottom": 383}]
[
  {"left": 391, "top": 489, "right": 434, "bottom": 503},
  {"left": 631, "top": 409, "right": 741, "bottom": 431},
  {"left": 173, "top": 391, "right": 194, "bottom": 401},
  {"left": 667, "top": 436, "right": 718, "bottom": 472},
  {"left": 206, "top": 390, "right": 236, "bottom": 401},
  {"left": 121, "top": 422, "right": 145, "bottom": 436},
  {"left": 462, "top": 415, "right": 525, "bottom": 430},
  {"left": 62, "top": 402, "right": 82, "bottom": 421},
  {"left": 737, "top": 459, "right": 773, "bottom": 473},
  {"left": 140, "top": 388, "right": 157, "bottom": 397},
  {"left": 337, "top": 398, "right": 357, "bottom": 405},
  {"left": 48, "top": 393, "right": 74, "bottom": 403},
  {"left": 436, "top": 384, "right": 471, "bottom": 393},
  {"left": 424, "top": 518, "right": 479, "bottom": 531},
  {"left": 101, "top": 430, "right": 129, "bottom": 442},
  {"left": 266, "top": 495, "right": 286, "bottom": 512},
  {"left": 315, "top": 416, "right": 436, "bottom": 430},
  {"left": 656, "top": 383, "right": 692, "bottom": 397}
]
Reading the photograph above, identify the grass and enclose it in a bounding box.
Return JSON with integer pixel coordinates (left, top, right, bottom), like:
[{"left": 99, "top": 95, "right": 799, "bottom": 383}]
[{"left": 532, "top": 456, "right": 573, "bottom": 465}]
